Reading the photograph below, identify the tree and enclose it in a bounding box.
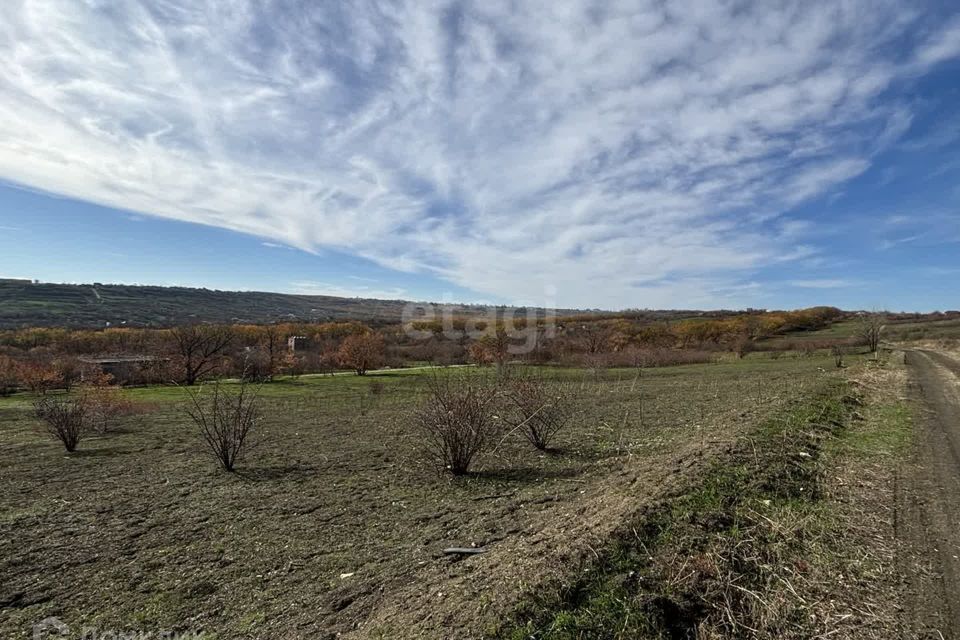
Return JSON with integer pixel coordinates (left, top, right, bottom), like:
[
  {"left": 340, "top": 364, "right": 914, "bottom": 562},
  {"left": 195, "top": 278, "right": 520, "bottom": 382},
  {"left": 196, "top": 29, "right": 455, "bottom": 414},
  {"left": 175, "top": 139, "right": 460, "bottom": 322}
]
[
  {"left": 169, "top": 325, "right": 233, "bottom": 385},
  {"left": 337, "top": 333, "right": 385, "bottom": 375},
  {"left": 579, "top": 323, "right": 613, "bottom": 354},
  {"left": 16, "top": 361, "right": 60, "bottom": 395},
  {"left": 470, "top": 327, "right": 510, "bottom": 370},
  {"left": 468, "top": 341, "right": 494, "bottom": 366},
  {"left": 0, "top": 356, "right": 19, "bottom": 396},
  {"left": 260, "top": 324, "right": 285, "bottom": 381},
  {"left": 856, "top": 313, "right": 885, "bottom": 353}
]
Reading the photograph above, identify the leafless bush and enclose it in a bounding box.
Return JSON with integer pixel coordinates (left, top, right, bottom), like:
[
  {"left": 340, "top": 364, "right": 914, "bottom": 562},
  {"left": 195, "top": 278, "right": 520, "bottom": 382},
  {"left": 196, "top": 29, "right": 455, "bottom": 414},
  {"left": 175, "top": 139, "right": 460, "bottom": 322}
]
[
  {"left": 34, "top": 396, "right": 87, "bottom": 452},
  {"left": 733, "top": 335, "right": 754, "bottom": 359},
  {"left": 831, "top": 345, "right": 846, "bottom": 368},
  {"left": 503, "top": 376, "right": 574, "bottom": 450},
  {"left": 416, "top": 375, "right": 498, "bottom": 475},
  {"left": 856, "top": 312, "right": 886, "bottom": 353},
  {"left": 186, "top": 382, "right": 260, "bottom": 472}
]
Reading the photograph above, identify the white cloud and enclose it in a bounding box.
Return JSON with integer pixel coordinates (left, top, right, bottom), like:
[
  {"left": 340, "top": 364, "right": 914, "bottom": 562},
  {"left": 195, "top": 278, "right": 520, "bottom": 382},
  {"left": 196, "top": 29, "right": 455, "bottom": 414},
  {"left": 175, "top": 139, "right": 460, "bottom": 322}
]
[
  {"left": 0, "top": 1, "right": 958, "bottom": 308},
  {"left": 788, "top": 279, "right": 857, "bottom": 289},
  {"left": 289, "top": 280, "right": 408, "bottom": 300}
]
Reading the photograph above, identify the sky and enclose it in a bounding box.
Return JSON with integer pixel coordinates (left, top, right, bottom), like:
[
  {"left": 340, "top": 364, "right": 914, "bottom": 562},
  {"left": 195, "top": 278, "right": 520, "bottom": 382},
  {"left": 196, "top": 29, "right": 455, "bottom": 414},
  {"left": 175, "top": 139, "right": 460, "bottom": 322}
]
[{"left": 0, "top": 1, "right": 958, "bottom": 311}]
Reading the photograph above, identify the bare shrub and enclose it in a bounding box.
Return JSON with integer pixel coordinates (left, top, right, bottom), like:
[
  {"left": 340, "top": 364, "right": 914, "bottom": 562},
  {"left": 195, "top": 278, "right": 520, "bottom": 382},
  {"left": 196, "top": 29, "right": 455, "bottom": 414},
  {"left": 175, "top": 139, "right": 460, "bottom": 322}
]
[
  {"left": 856, "top": 312, "right": 885, "bottom": 353},
  {"left": 733, "top": 335, "right": 754, "bottom": 359},
  {"left": 831, "top": 345, "right": 846, "bottom": 368},
  {"left": 34, "top": 396, "right": 87, "bottom": 452},
  {"left": 417, "top": 375, "right": 498, "bottom": 475},
  {"left": 186, "top": 382, "right": 260, "bottom": 472},
  {"left": 503, "top": 376, "right": 574, "bottom": 450}
]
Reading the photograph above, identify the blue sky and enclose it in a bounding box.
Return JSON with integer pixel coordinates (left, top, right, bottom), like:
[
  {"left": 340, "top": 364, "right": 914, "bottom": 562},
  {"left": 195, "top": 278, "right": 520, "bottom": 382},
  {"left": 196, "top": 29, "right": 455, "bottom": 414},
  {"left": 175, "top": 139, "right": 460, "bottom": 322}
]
[{"left": 0, "top": 1, "right": 958, "bottom": 311}]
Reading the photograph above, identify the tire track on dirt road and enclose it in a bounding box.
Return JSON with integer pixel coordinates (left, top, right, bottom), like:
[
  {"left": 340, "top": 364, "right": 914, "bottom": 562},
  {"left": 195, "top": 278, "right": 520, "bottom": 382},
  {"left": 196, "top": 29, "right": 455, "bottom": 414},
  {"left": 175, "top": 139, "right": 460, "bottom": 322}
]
[{"left": 901, "top": 349, "right": 960, "bottom": 638}]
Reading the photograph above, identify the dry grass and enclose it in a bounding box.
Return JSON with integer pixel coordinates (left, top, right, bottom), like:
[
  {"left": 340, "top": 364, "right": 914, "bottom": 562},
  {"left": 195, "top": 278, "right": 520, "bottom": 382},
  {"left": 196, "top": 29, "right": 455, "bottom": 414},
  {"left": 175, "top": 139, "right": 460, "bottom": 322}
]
[
  {"left": 0, "top": 357, "right": 845, "bottom": 639},
  {"left": 504, "top": 355, "right": 915, "bottom": 640}
]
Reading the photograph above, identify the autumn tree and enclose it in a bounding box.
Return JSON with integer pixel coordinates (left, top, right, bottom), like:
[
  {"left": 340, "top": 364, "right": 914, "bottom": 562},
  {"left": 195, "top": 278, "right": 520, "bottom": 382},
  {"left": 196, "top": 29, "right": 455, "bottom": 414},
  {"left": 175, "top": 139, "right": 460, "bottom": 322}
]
[
  {"left": 259, "top": 324, "right": 286, "bottom": 381},
  {"left": 169, "top": 325, "right": 233, "bottom": 385},
  {"left": 16, "top": 361, "right": 60, "bottom": 395},
  {"left": 337, "top": 332, "right": 385, "bottom": 375},
  {"left": 579, "top": 323, "right": 613, "bottom": 354},
  {"left": 0, "top": 355, "right": 19, "bottom": 396},
  {"left": 468, "top": 341, "right": 494, "bottom": 366}
]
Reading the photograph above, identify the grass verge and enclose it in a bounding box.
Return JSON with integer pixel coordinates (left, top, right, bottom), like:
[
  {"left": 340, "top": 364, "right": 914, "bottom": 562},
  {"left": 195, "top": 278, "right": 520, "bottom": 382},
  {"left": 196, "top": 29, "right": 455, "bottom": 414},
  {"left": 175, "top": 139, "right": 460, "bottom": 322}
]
[{"left": 501, "top": 377, "right": 867, "bottom": 639}]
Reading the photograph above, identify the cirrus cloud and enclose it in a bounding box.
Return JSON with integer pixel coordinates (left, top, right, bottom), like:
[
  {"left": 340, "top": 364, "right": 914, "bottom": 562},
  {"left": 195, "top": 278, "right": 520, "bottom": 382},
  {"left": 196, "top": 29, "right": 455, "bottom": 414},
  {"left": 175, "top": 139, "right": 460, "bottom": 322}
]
[{"left": 0, "top": 1, "right": 959, "bottom": 308}]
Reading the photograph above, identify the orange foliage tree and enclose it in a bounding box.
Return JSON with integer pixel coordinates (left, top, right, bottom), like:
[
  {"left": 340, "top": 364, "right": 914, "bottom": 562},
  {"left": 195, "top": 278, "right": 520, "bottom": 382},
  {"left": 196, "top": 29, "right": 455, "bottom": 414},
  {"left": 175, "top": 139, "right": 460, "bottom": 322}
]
[{"left": 337, "top": 333, "right": 386, "bottom": 375}]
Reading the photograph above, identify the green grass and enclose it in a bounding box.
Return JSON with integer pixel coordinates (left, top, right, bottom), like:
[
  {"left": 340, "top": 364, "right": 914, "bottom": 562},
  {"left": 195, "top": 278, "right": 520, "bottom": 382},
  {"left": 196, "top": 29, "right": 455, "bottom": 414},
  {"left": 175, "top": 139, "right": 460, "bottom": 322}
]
[
  {"left": 772, "top": 316, "right": 960, "bottom": 344},
  {"left": 830, "top": 401, "right": 912, "bottom": 458}
]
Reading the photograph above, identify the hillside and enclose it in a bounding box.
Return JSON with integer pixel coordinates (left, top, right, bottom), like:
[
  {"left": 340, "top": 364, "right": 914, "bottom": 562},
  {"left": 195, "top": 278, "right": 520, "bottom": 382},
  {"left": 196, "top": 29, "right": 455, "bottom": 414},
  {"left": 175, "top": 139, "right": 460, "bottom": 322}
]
[
  {"left": 0, "top": 281, "right": 585, "bottom": 329},
  {"left": 0, "top": 281, "right": 476, "bottom": 329},
  {"left": 0, "top": 281, "right": 853, "bottom": 331}
]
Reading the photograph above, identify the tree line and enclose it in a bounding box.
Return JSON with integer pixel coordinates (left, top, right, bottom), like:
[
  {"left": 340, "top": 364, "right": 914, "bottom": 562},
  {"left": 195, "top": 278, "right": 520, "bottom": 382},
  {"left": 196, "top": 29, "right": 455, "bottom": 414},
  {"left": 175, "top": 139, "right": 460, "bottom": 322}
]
[{"left": 0, "top": 307, "right": 859, "bottom": 395}]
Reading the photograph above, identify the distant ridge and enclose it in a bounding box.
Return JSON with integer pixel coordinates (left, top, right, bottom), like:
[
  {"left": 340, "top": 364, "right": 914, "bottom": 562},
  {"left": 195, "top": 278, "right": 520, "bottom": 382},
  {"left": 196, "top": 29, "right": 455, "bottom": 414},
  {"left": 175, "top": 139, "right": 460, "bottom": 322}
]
[{"left": 0, "top": 281, "right": 580, "bottom": 329}]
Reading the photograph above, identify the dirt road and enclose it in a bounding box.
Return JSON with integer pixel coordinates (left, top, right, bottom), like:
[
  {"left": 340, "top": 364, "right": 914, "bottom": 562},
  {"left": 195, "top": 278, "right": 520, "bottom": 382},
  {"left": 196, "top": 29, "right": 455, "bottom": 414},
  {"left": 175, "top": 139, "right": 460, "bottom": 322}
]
[{"left": 901, "top": 349, "right": 960, "bottom": 638}]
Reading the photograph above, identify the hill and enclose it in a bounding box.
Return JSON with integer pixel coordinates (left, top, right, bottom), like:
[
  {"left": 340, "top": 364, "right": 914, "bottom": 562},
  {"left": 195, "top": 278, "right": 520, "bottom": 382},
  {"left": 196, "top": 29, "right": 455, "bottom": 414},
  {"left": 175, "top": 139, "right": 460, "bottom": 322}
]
[{"left": 0, "top": 281, "right": 574, "bottom": 329}]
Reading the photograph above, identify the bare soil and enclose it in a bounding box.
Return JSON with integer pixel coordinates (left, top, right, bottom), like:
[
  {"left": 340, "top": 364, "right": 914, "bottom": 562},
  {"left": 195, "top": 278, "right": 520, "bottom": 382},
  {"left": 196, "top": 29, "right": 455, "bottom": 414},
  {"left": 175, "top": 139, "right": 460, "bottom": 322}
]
[
  {"left": 899, "top": 349, "right": 960, "bottom": 638},
  {"left": 0, "top": 358, "right": 841, "bottom": 639}
]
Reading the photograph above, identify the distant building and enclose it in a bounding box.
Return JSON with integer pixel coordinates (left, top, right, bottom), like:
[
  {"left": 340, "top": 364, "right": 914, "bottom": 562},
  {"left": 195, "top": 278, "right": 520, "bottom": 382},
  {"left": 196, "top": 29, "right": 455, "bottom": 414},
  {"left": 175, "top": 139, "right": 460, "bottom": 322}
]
[
  {"left": 287, "top": 336, "right": 309, "bottom": 352},
  {"left": 78, "top": 355, "right": 168, "bottom": 385},
  {"left": 0, "top": 278, "right": 33, "bottom": 285}
]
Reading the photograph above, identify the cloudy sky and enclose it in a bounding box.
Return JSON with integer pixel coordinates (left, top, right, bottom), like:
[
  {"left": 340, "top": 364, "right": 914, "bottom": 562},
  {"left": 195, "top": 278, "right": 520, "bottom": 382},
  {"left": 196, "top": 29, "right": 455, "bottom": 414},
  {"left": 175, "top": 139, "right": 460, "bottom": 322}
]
[{"left": 0, "top": 0, "right": 958, "bottom": 310}]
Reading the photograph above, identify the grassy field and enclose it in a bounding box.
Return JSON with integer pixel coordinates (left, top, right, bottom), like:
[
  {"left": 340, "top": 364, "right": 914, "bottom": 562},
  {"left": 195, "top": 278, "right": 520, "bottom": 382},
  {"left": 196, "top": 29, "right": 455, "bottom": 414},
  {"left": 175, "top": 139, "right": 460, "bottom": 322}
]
[
  {"left": 0, "top": 354, "right": 851, "bottom": 638},
  {"left": 766, "top": 317, "right": 960, "bottom": 346}
]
